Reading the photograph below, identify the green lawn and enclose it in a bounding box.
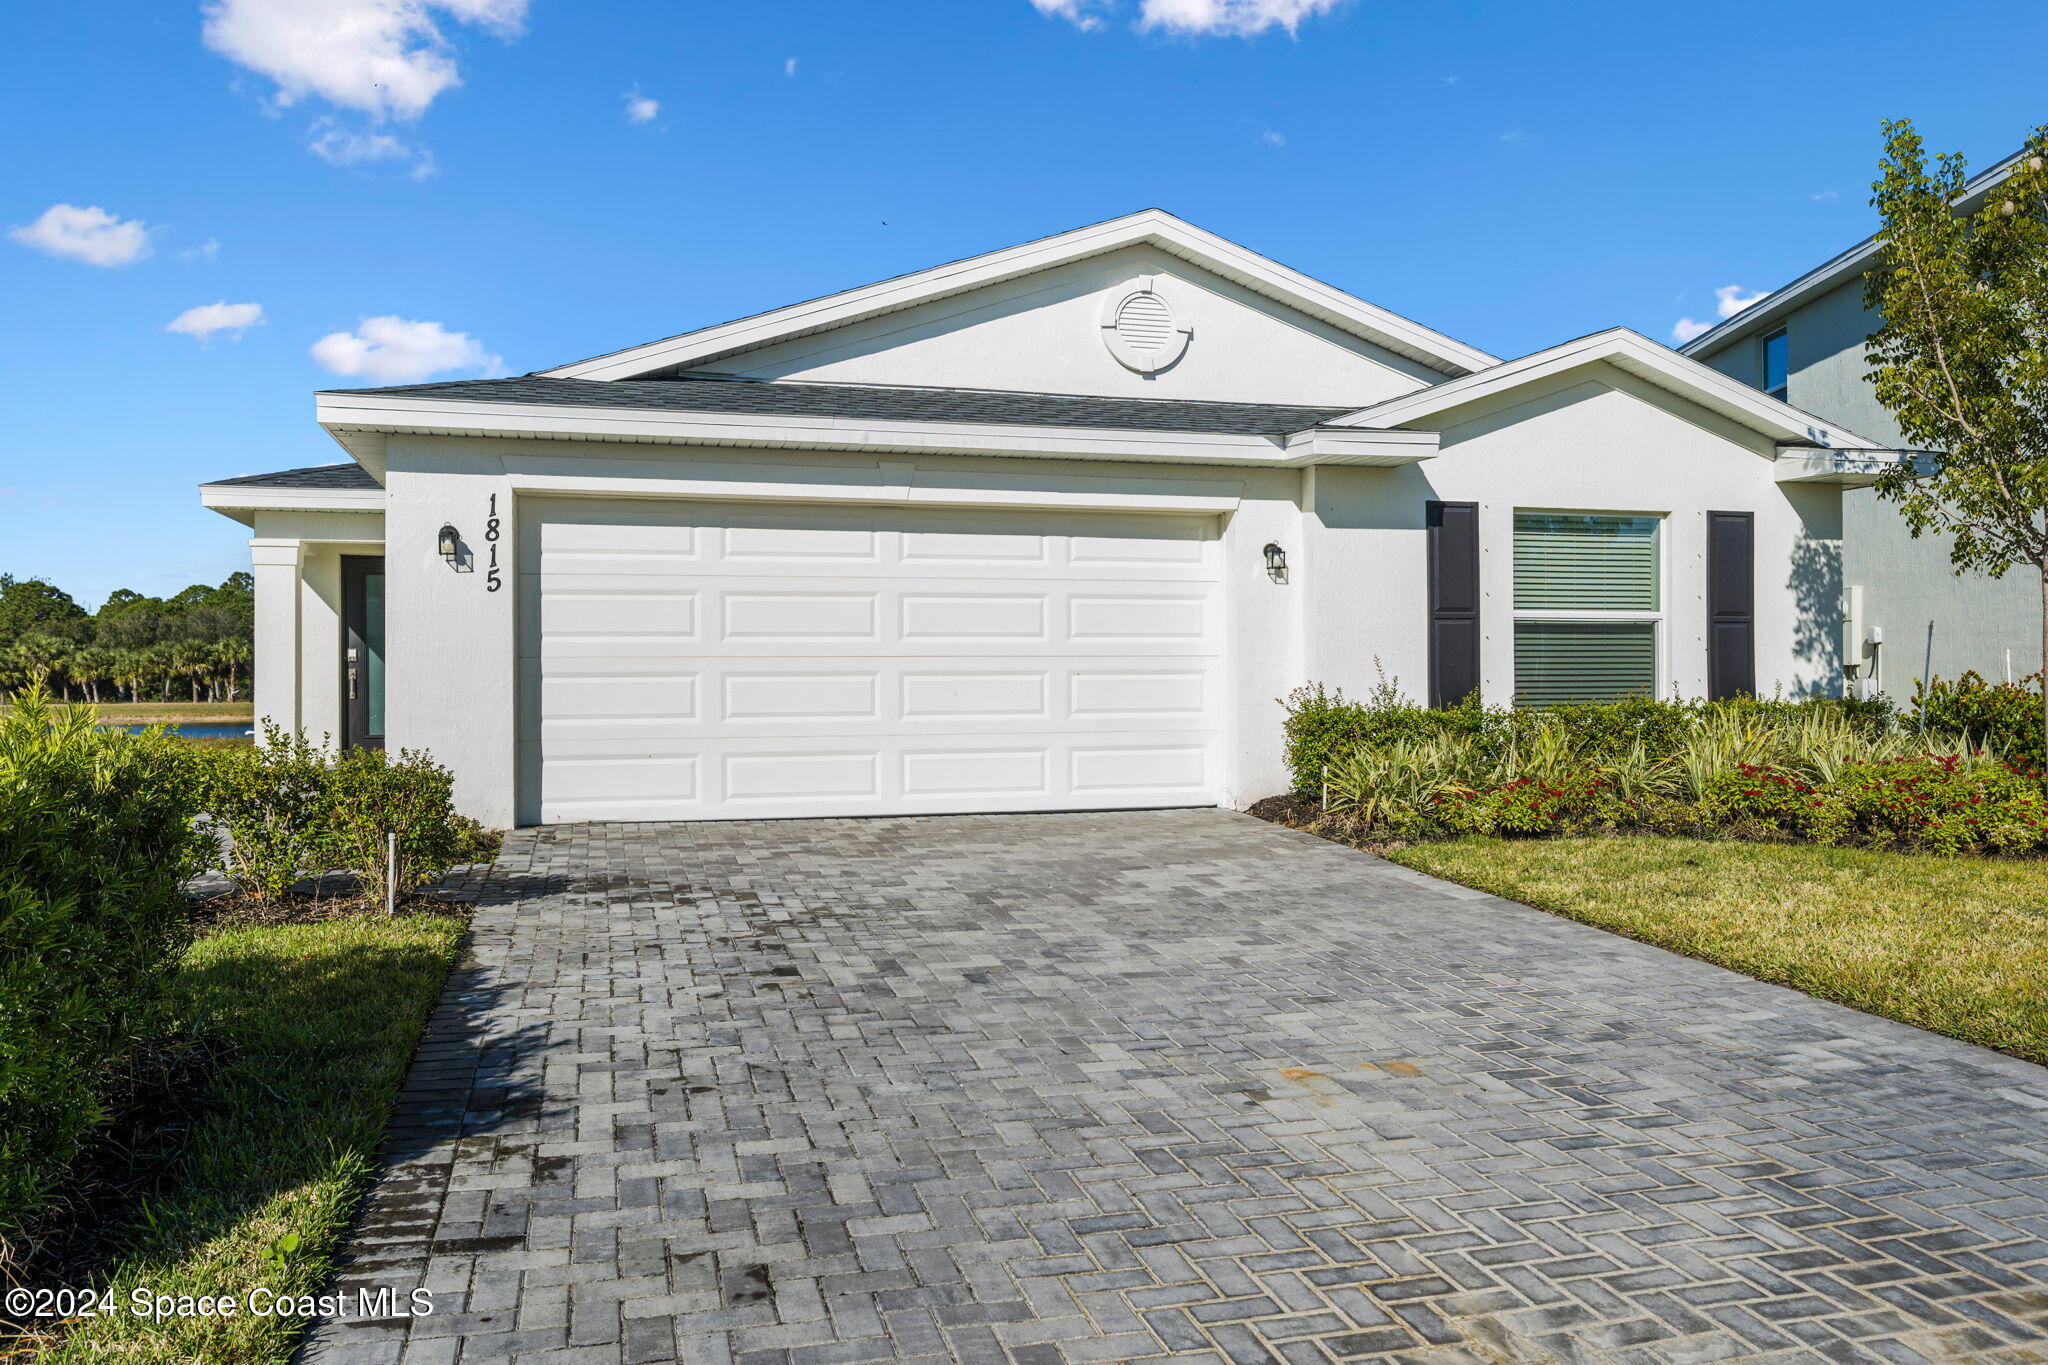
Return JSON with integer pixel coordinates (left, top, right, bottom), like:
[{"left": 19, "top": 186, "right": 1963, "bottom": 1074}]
[
  {"left": 41, "top": 913, "right": 464, "bottom": 1364},
  {"left": 55, "top": 702, "right": 253, "bottom": 722},
  {"left": 1386, "top": 836, "right": 2048, "bottom": 1066}
]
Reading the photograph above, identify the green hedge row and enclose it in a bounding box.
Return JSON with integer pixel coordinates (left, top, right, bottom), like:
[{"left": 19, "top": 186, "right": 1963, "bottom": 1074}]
[
  {"left": 0, "top": 694, "right": 204, "bottom": 1258},
  {"left": 0, "top": 694, "right": 489, "bottom": 1263},
  {"left": 1281, "top": 682, "right": 1897, "bottom": 796}
]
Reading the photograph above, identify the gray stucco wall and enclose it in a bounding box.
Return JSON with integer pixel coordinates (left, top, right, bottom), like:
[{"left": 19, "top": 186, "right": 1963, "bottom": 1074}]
[{"left": 1692, "top": 278, "right": 2041, "bottom": 700}]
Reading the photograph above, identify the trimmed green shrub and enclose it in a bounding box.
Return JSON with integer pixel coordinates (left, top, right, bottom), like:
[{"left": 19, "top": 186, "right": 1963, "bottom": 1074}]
[
  {"left": 1835, "top": 755, "right": 2048, "bottom": 854},
  {"left": 0, "top": 691, "right": 203, "bottom": 1259},
  {"left": 191, "top": 725, "right": 331, "bottom": 901},
  {"left": 1300, "top": 677, "right": 2046, "bottom": 855},
  {"left": 1282, "top": 674, "right": 1894, "bottom": 796},
  {"left": 191, "top": 730, "right": 478, "bottom": 901},
  {"left": 1916, "top": 671, "right": 2046, "bottom": 772},
  {"left": 320, "top": 744, "right": 468, "bottom": 897}
]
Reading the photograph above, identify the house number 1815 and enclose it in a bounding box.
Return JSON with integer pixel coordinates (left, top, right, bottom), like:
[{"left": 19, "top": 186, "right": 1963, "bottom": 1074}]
[{"left": 485, "top": 494, "right": 503, "bottom": 592}]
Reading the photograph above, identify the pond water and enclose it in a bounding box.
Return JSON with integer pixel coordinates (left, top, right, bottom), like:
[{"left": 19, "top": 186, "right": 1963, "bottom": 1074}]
[{"left": 98, "top": 722, "right": 254, "bottom": 739}]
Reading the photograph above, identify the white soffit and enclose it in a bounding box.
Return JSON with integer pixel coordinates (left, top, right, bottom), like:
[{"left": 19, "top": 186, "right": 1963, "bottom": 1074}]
[{"left": 540, "top": 210, "right": 1499, "bottom": 382}]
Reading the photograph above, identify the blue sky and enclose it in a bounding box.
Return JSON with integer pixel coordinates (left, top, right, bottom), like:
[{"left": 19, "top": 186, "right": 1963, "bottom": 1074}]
[{"left": 5, "top": 0, "right": 2045, "bottom": 610}]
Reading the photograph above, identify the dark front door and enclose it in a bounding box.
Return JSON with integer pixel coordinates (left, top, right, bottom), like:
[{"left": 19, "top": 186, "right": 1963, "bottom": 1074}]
[{"left": 342, "top": 555, "right": 386, "bottom": 750}]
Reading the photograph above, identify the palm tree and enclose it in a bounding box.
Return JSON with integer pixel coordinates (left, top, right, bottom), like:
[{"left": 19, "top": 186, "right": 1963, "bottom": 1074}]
[
  {"left": 67, "top": 647, "right": 112, "bottom": 705},
  {"left": 170, "top": 639, "right": 210, "bottom": 703},
  {"left": 10, "top": 635, "right": 71, "bottom": 699},
  {"left": 215, "top": 637, "right": 252, "bottom": 702},
  {"left": 142, "top": 644, "right": 177, "bottom": 702},
  {"left": 114, "top": 649, "right": 149, "bottom": 704}
]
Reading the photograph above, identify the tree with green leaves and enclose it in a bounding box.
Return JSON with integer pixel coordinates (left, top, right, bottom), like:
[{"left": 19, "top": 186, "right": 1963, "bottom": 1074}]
[{"left": 1865, "top": 120, "right": 2048, "bottom": 755}]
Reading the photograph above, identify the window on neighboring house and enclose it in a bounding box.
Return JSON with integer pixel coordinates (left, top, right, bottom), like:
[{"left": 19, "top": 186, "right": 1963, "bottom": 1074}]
[
  {"left": 1513, "top": 512, "right": 1662, "bottom": 706},
  {"left": 1761, "top": 327, "right": 1789, "bottom": 401}
]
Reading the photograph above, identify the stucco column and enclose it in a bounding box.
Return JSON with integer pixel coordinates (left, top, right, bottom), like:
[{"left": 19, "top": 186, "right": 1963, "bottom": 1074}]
[
  {"left": 248, "top": 538, "right": 303, "bottom": 741},
  {"left": 383, "top": 449, "right": 519, "bottom": 829}
]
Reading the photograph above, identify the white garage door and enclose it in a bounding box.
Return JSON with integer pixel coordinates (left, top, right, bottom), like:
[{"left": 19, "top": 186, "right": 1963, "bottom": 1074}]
[{"left": 518, "top": 497, "right": 1223, "bottom": 823}]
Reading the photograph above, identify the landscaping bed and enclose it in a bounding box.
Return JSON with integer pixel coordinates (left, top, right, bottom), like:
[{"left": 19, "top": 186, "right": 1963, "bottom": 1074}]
[{"left": 1280, "top": 674, "right": 2048, "bottom": 855}]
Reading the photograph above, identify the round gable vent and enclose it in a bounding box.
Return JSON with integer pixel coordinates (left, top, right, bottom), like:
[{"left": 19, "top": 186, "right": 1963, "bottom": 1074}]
[
  {"left": 1101, "top": 281, "right": 1192, "bottom": 373},
  {"left": 1115, "top": 293, "right": 1175, "bottom": 352}
]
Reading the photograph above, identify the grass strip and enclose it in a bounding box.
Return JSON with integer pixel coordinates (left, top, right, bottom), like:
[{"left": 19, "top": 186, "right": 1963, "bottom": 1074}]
[
  {"left": 1384, "top": 836, "right": 2048, "bottom": 1066},
  {"left": 41, "top": 913, "right": 463, "bottom": 1364}
]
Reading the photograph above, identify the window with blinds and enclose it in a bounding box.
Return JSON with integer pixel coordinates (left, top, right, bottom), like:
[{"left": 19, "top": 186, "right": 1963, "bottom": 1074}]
[
  {"left": 1513, "top": 621, "right": 1657, "bottom": 706},
  {"left": 1512, "top": 512, "right": 1661, "bottom": 706}
]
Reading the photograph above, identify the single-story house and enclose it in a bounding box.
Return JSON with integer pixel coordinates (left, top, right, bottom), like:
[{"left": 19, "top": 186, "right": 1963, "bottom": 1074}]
[{"left": 201, "top": 210, "right": 1889, "bottom": 828}]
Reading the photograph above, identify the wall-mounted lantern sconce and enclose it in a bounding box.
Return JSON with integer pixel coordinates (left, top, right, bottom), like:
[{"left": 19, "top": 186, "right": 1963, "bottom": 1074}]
[
  {"left": 1263, "top": 542, "right": 1288, "bottom": 583},
  {"left": 438, "top": 524, "right": 460, "bottom": 562}
]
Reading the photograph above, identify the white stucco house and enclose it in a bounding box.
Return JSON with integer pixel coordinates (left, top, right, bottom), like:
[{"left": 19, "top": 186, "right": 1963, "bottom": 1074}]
[{"left": 200, "top": 210, "right": 1889, "bottom": 828}]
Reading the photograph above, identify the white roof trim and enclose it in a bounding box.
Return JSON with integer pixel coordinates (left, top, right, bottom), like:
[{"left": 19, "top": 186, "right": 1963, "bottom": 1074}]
[
  {"left": 1680, "top": 147, "right": 2027, "bottom": 358},
  {"left": 317, "top": 390, "right": 1420, "bottom": 470},
  {"left": 1328, "top": 328, "right": 1887, "bottom": 450},
  {"left": 540, "top": 209, "right": 1498, "bottom": 382},
  {"left": 199, "top": 483, "right": 385, "bottom": 514}
]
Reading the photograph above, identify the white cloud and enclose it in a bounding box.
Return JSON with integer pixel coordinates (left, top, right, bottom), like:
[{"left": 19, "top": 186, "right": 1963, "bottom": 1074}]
[
  {"left": 310, "top": 120, "right": 406, "bottom": 164},
  {"left": 311, "top": 315, "right": 502, "bottom": 383},
  {"left": 1136, "top": 0, "right": 1346, "bottom": 35},
  {"left": 179, "top": 237, "right": 223, "bottom": 262},
  {"left": 1812, "top": 188, "right": 1839, "bottom": 204},
  {"left": 624, "top": 91, "right": 659, "bottom": 124},
  {"left": 167, "top": 300, "right": 266, "bottom": 342},
  {"left": 200, "top": 0, "right": 529, "bottom": 122},
  {"left": 1030, "top": 0, "right": 1112, "bottom": 29},
  {"left": 308, "top": 118, "right": 437, "bottom": 177},
  {"left": 9, "top": 203, "right": 153, "bottom": 267},
  {"left": 784, "top": 56, "right": 799, "bottom": 77},
  {"left": 1033, "top": 0, "right": 1346, "bottom": 32},
  {"left": 1258, "top": 128, "right": 1286, "bottom": 147},
  {"left": 1715, "top": 284, "right": 1768, "bottom": 318},
  {"left": 1671, "top": 284, "right": 1773, "bottom": 344}
]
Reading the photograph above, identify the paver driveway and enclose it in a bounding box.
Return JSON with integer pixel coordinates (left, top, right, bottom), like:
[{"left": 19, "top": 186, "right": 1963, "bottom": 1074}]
[{"left": 305, "top": 810, "right": 2048, "bottom": 1365}]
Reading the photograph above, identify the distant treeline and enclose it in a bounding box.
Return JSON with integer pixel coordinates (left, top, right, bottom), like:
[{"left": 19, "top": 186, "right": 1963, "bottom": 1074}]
[{"left": 0, "top": 573, "right": 254, "bottom": 704}]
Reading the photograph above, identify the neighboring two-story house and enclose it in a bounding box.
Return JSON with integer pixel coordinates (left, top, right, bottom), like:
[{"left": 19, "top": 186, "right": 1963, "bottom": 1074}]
[{"left": 1682, "top": 149, "right": 2042, "bottom": 702}]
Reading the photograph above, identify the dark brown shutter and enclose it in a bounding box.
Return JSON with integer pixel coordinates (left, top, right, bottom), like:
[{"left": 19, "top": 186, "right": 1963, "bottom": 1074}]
[
  {"left": 1707, "top": 511, "right": 1754, "bottom": 700},
  {"left": 1427, "top": 501, "right": 1480, "bottom": 708}
]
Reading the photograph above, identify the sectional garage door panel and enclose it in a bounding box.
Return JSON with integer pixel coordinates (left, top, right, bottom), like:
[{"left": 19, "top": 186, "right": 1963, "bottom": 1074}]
[{"left": 518, "top": 499, "right": 1223, "bottom": 822}]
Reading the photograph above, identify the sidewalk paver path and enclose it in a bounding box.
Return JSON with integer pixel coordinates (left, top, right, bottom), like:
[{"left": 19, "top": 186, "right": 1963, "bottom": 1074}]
[{"left": 303, "top": 810, "right": 2048, "bottom": 1365}]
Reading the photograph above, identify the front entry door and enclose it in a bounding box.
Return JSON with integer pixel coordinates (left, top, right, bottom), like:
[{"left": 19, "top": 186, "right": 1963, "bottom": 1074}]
[{"left": 342, "top": 555, "right": 386, "bottom": 750}]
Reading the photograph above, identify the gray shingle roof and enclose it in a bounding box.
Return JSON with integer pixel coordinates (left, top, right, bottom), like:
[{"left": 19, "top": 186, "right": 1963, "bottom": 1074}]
[
  {"left": 323, "top": 375, "right": 1357, "bottom": 437},
  {"left": 203, "top": 462, "right": 382, "bottom": 490}
]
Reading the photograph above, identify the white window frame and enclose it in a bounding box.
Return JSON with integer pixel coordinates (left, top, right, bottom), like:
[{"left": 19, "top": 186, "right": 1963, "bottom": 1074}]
[{"left": 1510, "top": 507, "right": 1669, "bottom": 703}]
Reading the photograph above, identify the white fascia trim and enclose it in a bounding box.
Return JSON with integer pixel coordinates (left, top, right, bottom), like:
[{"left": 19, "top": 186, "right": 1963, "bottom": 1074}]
[
  {"left": 1282, "top": 427, "right": 1439, "bottom": 466},
  {"left": 1328, "top": 328, "right": 1887, "bottom": 450},
  {"left": 200, "top": 484, "right": 385, "bottom": 514},
  {"left": 504, "top": 453, "right": 1244, "bottom": 515},
  {"left": 539, "top": 210, "right": 1498, "bottom": 381},
  {"left": 318, "top": 392, "right": 1322, "bottom": 468}
]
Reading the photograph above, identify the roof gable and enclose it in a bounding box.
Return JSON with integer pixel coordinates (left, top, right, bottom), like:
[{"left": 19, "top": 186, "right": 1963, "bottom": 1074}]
[
  {"left": 541, "top": 210, "right": 1497, "bottom": 384},
  {"left": 1331, "top": 328, "right": 1886, "bottom": 450}
]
